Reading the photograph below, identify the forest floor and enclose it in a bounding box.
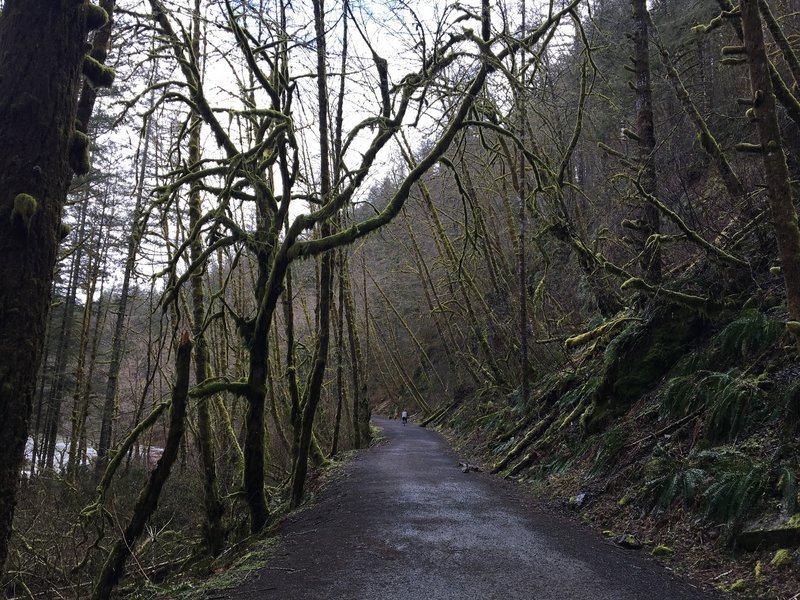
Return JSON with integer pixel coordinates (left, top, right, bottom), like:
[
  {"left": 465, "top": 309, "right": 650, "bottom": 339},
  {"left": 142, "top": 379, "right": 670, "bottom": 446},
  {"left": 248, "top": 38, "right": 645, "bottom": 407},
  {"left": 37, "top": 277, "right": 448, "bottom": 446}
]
[{"left": 207, "top": 417, "right": 722, "bottom": 599}]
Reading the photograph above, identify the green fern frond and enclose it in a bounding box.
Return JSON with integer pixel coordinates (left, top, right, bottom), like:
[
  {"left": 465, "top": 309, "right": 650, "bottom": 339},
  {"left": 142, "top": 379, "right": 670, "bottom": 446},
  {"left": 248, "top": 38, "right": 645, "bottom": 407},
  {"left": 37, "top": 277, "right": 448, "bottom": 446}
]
[
  {"left": 661, "top": 374, "right": 701, "bottom": 419},
  {"left": 590, "top": 426, "right": 629, "bottom": 476},
  {"left": 661, "top": 370, "right": 764, "bottom": 442},
  {"left": 705, "top": 467, "right": 767, "bottom": 525},
  {"left": 703, "top": 371, "right": 763, "bottom": 442},
  {"left": 714, "top": 310, "right": 780, "bottom": 361},
  {"left": 648, "top": 465, "right": 709, "bottom": 513}
]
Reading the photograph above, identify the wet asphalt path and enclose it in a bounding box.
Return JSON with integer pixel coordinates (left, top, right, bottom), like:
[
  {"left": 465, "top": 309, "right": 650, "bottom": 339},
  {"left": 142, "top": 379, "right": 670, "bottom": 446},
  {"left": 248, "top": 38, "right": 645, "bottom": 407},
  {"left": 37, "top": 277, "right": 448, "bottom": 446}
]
[{"left": 224, "top": 417, "right": 722, "bottom": 599}]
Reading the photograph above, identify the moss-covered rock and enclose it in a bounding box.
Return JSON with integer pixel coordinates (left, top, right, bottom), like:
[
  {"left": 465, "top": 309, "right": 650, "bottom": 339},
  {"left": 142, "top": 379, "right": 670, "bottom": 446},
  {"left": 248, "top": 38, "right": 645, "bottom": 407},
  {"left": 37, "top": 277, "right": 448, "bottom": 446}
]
[
  {"left": 737, "top": 518, "right": 800, "bottom": 551},
  {"left": 615, "top": 534, "right": 643, "bottom": 549},
  {"left": 770, "top": 548, "right": 792, "bottom": 568},
  {"left": 728, "top": 578, "right": 749, "bottom": 593},
  {"left": 651, "top": 545, "right": 675, "bottom": 558}
]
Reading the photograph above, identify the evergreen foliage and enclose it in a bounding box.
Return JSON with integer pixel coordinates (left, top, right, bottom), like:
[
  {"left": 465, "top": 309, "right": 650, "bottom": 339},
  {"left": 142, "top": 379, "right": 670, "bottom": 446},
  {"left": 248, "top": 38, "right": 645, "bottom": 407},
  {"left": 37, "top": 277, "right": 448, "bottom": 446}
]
[
  {"left": 713, "top": 309, "right": 781, "bottom": 361},
  {"left": 660, "top": 370, "right": 764, "bottom": 442}
]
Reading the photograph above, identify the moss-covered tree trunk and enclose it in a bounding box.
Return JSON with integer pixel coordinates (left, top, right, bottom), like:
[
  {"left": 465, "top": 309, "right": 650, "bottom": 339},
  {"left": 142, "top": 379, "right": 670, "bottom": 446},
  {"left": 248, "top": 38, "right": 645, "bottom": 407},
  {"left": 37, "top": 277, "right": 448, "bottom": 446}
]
[
  {"left": 343, "top": 260, "right": 369, "bottom": 448},
  {"left": 631, "top": 0, "right": 661, "bottom": 282},
  {"left": 291, "top": 231, "right": 334, "bottom": 508},
  {"left": 91, "top": 332, "right": 193, "bottom": 600},
  {"left": 330, "top": 248, "right": 346, "bottom": 457},
  {"left": 186, "top": 0, "right": 225, "bottom": 556},
  {"left": 291, "top": 0, "right": 334, "bottom": 508},
  {"left": 0, "top": 0, "right": 93, "bottom": 573},
  {"left": 740, "top": 0, "right": 800, "bottom": 321}
]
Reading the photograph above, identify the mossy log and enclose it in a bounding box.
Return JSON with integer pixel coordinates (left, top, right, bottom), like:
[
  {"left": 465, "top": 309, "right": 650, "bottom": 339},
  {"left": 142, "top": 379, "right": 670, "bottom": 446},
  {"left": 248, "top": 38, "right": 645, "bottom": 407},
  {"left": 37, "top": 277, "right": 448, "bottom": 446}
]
[
  {"left": 492, "top": 410, "right": 558, "bottom": 475},
  {"left": 564, "top": 314, "right": 637, "bottom": 351}
]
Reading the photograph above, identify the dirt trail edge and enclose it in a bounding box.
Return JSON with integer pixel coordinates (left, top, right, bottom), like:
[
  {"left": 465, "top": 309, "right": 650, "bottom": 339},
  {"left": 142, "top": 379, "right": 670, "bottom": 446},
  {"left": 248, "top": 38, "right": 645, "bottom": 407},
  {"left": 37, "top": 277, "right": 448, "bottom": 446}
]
[{"left": 222, "top": 417, "right": 722, "bottom": 599}]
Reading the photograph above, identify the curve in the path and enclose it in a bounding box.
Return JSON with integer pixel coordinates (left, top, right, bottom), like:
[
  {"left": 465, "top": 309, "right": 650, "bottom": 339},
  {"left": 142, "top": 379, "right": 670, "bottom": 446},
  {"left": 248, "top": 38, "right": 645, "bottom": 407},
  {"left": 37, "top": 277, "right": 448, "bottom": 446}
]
[{"left": 223, "top": 417, "right": 722, "bottom": 600}]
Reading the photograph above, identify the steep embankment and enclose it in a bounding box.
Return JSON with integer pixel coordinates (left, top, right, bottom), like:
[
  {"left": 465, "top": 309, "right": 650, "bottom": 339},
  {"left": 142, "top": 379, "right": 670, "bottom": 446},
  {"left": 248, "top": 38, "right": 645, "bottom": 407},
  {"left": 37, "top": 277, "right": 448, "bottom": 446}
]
[{"left": 434, "top": 304, "right": 800, "bottom": 599}]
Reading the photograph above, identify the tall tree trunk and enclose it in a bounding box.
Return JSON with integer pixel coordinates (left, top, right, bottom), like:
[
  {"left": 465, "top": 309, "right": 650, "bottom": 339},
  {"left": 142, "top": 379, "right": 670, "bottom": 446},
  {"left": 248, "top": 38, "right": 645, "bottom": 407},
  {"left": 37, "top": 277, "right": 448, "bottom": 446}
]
[
  {"left": 517, "top": 0, "right": 530, "bottom": 405},
  {"left": 631, "top": 0, "right": 661, "bottom": 282},
  {"left": 43, "top": 199, "right": 88, "bottom": 470},
  {"left": 740, "top": 0, "right": 800, "bottom": 320},
  {"left": 67, "top": 209, "right": 107, "bottom": 477},
  {"left": 291, "top": 0, "right": 334, "bottom": 508},
  {"left": 330, "top": 249, "right": 346, "bottom": 457},
  {"left": 283, "top": 263, "right": 303, "bottom": 461},
  {"left": 186, "top": 0, "right": 225, "bottom": 556},
  {"left": 96, "top": 114, "right": 151, "bottom": 477},
  {"left": 78, "top": 279, "right": 111, "bottom": 469},
  {"left": 0, "top": 0, "right": 93, "bottom": 573}
]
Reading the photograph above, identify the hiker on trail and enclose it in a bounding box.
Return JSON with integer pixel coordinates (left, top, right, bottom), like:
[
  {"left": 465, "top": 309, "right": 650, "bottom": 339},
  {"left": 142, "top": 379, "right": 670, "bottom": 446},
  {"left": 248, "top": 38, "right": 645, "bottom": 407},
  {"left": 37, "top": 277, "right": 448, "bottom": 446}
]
[{"left": 401, "top": 409, "right": 408, "bottom": 425}]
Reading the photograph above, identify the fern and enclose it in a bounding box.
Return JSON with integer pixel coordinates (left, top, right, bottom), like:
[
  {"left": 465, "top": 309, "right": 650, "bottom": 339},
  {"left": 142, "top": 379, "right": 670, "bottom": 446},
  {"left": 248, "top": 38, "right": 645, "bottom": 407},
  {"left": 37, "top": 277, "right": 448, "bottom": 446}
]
[
  {"left": 714, "top": 309, "right": 780, "bottom": 361},
  {"left": 777, "top": 381, "right": 800, "bottom": 430},
  {"left": 660, "top": 371, "right": 764, "bottom": 442},
  {"left": 476, "top": 410, "right": 503, "bottom": 429},
  {"left": 643, "top": 452, "right": 709, "bottom": 514},
  {"left": 672, "top": 352, "right": 709, "bottom": 376},
  {"left": 652, "top": 467, "right": 708, "bottom": 513},
  {"left": 491, "top": 436, "right": 516, "bottom": 456},
  {"left": 661, "top": 374, "right": 701, "bottom": 419},
  {"left": 703, "top": 372, "right": 763, "bottom": 442},
  {"left": 705, "top": 466, "right": 767, "bottom": 525},
  {"left": 590, "top": 426, "right": 628, "bottom": 476}
]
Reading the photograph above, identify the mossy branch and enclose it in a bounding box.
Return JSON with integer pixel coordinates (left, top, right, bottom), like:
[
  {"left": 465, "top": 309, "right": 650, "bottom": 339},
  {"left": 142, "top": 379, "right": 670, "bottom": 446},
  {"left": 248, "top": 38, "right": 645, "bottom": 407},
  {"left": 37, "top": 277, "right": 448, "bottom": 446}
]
[
  {"left": 715, "top": 0, "right": 800, "bottom": 128},
  {"left": 631, "top": 178, "right": 748, "bottom": 268},
  {"left": 692, "top": 8, "right": 737, "bottom": 34},
  {"left": 10, "top": 193, "right": 38, "bottom": 232},
  {"left": 84, "top": 401, "right": 170, "bottom": 516},
  {"left": 620, "top": 277, "right": 722, "bottom": 315},
  {"left": 83, "top": 55, "right": 115, "bottom": 88},
  {"left": 651, "top": 8, "right": 760, "bottom": 203},
  {"left": 69, "top": 130, "right": 91, "bottom": 175},
  {"left": 565, "top": 315, "right": 640, "bottom": 350},
  {"left": 86, "top": 4, "right": 109, "bottom": 30},
  {"left": 735, "top": 142, "right": 765, "bottom": 153},
  {"left": 189, "top": 378, "right": 249, "bottom": 399}
]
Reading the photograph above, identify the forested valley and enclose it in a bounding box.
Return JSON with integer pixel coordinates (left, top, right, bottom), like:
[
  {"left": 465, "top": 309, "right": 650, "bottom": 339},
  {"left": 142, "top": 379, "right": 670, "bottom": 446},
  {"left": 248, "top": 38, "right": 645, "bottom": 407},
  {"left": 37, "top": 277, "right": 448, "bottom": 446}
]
[{"left": 1, "top": 0, "right": 800, "bottom": 597}]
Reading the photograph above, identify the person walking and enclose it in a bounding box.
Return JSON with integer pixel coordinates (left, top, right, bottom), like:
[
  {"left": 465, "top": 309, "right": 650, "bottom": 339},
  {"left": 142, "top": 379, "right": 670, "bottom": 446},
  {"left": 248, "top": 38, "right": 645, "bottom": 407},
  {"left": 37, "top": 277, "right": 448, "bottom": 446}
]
[{"left": 401, "top": 409, "right": 408, "bottom": 425}]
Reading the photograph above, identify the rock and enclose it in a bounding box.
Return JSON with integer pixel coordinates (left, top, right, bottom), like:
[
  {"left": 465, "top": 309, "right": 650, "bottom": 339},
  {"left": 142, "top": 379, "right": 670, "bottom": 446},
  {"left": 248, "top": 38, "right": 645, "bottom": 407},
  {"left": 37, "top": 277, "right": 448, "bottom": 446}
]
[
  {"left": 615, "top": 534, "right": 643, "bottom": 549},
  {"left": 602, "top": 530, "right": 616, "bottom": 538},
  {"left": 770, "top": 548, "right": 792, "bottom": 569},
  {"left": 459, "top": 462, "right": 482, "bottom": 473},
  {"left": 737, "top": 516, "right": 800, "bottom": 551},
  {"left": 568, "top": 492, "right": 587, "bottom": 510},
  {"left": 651, "top": 545, "right": 674, "bottom": 558}
]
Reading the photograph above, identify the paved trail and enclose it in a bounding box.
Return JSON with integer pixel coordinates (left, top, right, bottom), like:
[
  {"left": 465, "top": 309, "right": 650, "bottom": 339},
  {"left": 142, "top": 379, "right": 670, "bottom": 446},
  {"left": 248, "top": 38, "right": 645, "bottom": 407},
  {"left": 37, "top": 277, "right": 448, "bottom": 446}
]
[{"left": 225, "top": 417, "right": 721, "bottom": 599}]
